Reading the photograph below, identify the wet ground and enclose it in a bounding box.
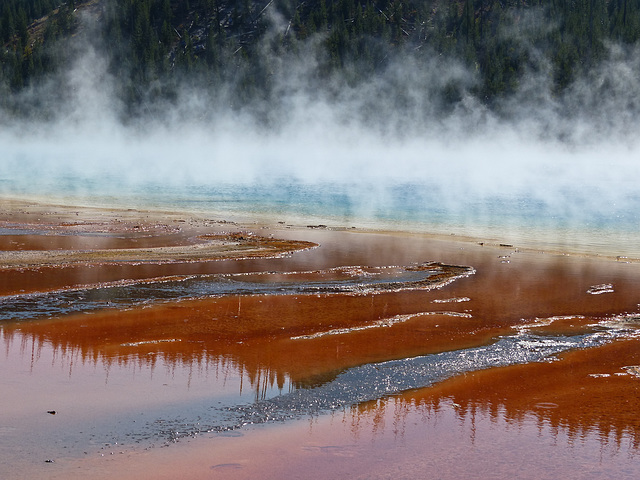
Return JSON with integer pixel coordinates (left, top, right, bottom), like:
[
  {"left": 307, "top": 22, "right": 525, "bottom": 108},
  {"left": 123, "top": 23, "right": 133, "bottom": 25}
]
[{"left": 2, "top": 200, "right": 640, "bottom": 478}]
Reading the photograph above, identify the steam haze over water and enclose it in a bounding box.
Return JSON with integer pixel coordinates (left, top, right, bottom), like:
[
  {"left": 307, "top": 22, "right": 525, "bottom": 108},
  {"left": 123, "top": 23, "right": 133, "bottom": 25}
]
[{"left": 2, "top": 13, "right": 640, "bottom": 257}]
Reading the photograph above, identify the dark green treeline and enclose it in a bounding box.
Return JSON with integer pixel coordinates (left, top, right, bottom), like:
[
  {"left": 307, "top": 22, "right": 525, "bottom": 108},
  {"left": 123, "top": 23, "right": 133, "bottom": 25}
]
[{"left": 2, "top": 0, "right": 640, "bottom": 117}]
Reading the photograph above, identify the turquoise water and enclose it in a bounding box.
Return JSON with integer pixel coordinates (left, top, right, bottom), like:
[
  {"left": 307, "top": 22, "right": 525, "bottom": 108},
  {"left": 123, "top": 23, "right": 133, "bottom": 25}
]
[
  {"left": 3, "top": 176, "right": 640, "bottom": 256},
  {"left": 4, "top": 176, "right": 639, "bottom": 256},
  {"left": 2, "top": 131, "right": 640, "bottom": 258}
]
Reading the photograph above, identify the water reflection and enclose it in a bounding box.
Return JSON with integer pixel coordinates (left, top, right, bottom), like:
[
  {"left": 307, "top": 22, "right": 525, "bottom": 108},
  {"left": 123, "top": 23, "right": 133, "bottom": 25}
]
[
  {"left": 1, "top": 326, "right": 290, "bottom": 402},
  {"left": 312, "top": 390, "right": 640, "bottom": 480},
  {"left": 353, "top": 395, "right": 640, "bottom": 452},
  {"left": 3, "top": 217, "right": 640, "bottom": 478},
  {"left": 185, "top": 340, "right": 640, "bottom": 480},
  {"left": 351, "top": 337, "right": 640, "bottom": 454},
  {"left": 0, "top": 323, "right": 292, "bottom": 474},
  {"left": 4, "top": 304, "right": 639, "bottom": 453}
]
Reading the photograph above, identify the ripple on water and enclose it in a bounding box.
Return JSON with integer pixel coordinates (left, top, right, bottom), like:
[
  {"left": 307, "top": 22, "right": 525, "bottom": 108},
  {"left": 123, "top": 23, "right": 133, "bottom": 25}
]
[
  {"left": 587, "top": 283, "right": 615, "bottom": 295},
  {"left": 146, "top": 323, "right": 637, "bottom": 442}
]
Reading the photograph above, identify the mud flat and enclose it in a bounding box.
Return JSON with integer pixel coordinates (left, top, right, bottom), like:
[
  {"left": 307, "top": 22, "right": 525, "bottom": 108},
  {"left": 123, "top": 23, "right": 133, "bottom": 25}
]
[{"left": 2, "top": 198, "right": 640, "bottom": 479}]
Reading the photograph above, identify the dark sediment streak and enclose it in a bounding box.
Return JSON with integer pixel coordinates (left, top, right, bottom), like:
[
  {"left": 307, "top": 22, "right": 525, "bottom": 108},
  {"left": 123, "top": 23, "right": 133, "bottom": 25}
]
[{"left": 0, "top": 263, "right": 473, "bottom": 322}]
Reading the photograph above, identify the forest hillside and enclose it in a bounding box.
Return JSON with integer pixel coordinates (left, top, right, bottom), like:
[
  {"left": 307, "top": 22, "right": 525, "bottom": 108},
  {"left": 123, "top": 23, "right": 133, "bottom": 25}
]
[{"left": 2, "top": 0, "right": 640, "bottom": 132}]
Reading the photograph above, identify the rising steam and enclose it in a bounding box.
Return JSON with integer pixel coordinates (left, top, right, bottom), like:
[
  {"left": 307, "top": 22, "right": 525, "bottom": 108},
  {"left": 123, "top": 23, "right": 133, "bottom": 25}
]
[{"left": 1, "top": 8, "right": 639, "bottom": 244}]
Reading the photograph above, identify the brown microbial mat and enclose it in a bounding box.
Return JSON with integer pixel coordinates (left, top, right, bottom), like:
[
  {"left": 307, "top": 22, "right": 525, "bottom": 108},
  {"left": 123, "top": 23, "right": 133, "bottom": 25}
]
[{"left": 2, "top": 199, "right": 640, "bottom": 479}]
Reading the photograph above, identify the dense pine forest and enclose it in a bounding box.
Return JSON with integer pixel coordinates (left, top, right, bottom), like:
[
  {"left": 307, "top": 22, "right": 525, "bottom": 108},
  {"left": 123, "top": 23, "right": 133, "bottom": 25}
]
[{"left": 2, "top": 0, "right": 640, "bottom": 124}]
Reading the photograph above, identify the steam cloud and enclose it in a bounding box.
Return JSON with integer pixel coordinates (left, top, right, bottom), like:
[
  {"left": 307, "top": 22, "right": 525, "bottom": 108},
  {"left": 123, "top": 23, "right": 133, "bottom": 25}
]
[{"left": 1, "top": 8, "right": 639, "bottom": 240}]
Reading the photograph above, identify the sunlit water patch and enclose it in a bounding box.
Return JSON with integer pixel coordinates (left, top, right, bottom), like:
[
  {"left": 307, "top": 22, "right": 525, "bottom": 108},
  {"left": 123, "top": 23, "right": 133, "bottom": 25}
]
[
  {"left": 128, "top": 317, "right": 640, "bottom": 443},
  {"left": 587, "top": 283, "right": 615, "bottom": 294}
]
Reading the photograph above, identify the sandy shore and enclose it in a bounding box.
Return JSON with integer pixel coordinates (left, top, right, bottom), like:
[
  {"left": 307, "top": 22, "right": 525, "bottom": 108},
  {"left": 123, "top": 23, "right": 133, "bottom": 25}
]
[
  {"left": 2, "top": 197, "right": 640, "bottom": 479},
  {"left": 0, "top": 199, "right": 316, "bottom": 269}
]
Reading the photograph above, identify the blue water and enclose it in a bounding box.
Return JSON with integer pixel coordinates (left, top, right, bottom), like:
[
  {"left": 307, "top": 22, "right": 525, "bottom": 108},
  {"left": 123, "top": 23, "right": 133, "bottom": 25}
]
[{"left": 2, "top": 152, "right": 640, "bottom": 257}]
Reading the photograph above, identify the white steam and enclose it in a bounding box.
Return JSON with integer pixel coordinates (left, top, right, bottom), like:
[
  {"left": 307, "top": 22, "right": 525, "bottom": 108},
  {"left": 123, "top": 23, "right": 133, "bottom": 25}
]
[{"left": 1, "top": 11, "right": 640, "bottom": 249}]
